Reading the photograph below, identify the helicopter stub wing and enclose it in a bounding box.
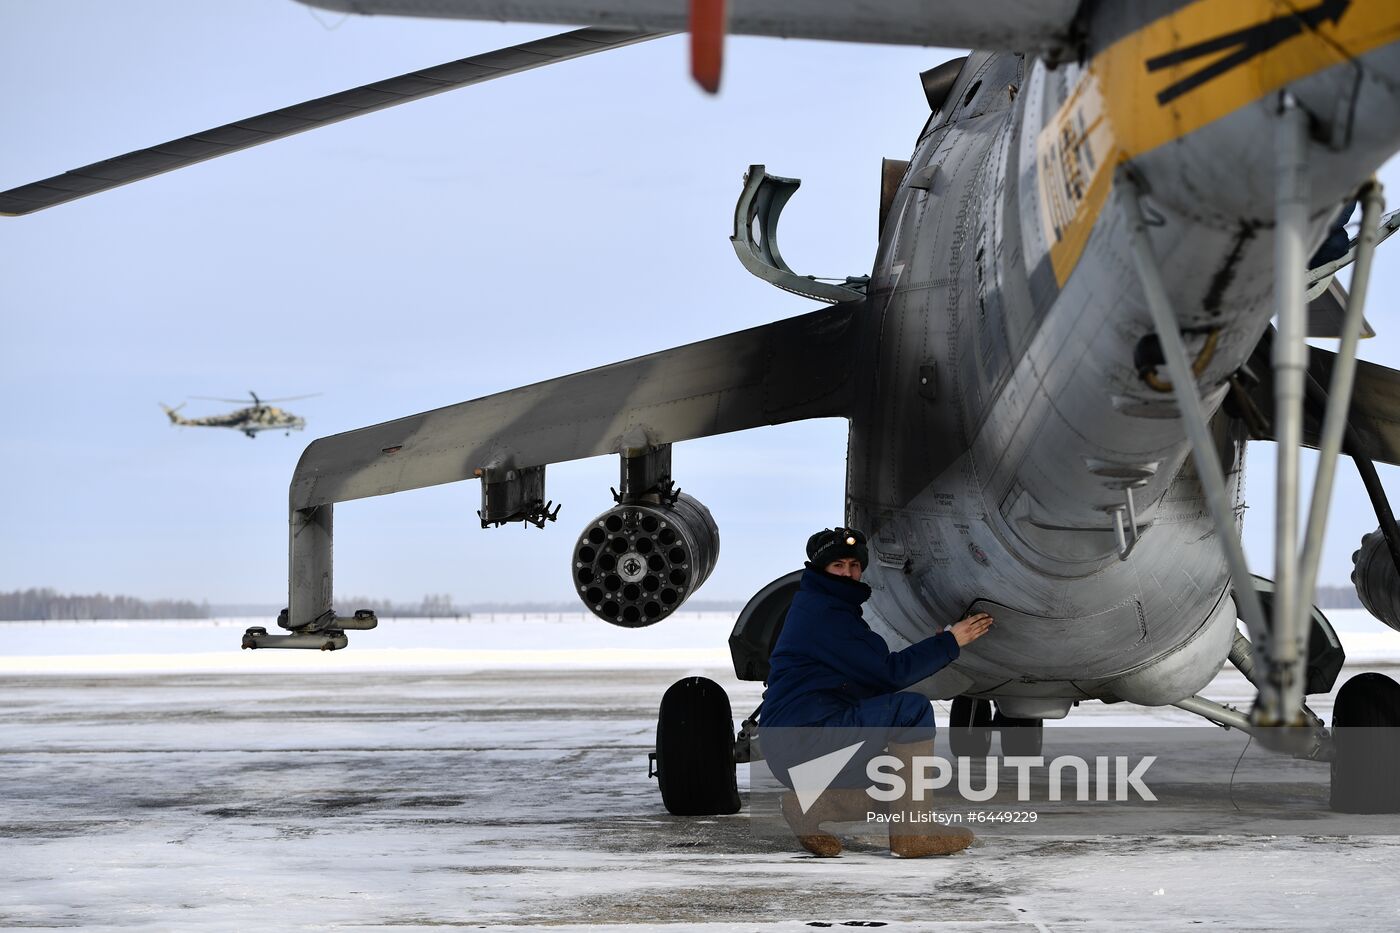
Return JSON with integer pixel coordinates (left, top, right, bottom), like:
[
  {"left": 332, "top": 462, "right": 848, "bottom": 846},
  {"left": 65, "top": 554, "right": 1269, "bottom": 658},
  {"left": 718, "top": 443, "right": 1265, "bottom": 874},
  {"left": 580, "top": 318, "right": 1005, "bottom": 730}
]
[
  {"left": 1303, "top": 350, "right": 1400, "bottom": 467},
  {"left": 1307, "top": 279, "right": 1376, "bottom": 340},
  {"left": 296, "top": 0, "right": 1083, "bottom": 53},
  {"left": 290, "top": 302, "right": 860, "bottom": 511},
  {"left": 1239, "top": 328, "right": 1400, "bottom": 467}
]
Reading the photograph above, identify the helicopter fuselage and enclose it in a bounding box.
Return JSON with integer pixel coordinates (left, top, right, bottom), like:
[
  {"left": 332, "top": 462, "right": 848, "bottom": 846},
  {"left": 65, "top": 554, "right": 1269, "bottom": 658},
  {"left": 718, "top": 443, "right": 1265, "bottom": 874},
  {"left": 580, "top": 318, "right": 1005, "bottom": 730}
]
[{"left": 848, "top": 15, "right": 1400, "bottom": 715}]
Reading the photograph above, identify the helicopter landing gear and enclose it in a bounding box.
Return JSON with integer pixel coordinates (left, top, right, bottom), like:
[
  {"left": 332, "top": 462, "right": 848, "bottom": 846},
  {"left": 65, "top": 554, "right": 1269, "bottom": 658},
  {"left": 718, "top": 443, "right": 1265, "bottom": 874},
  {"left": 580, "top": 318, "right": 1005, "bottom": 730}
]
[
  {"left": 1330, "top": 672, "right": 1400, "bottom": 813},
  {"left": 948, "top": 697, "right": 1042, "bottom": 757},
  {"left": 948, "top": 696, "right": 993, "bottom": 758},
  {"left": 649, "top": 676, "right": 742, "bottom": 816},
  {"left": 995, "top": 712, "right": 1045, "bottom": 757}
]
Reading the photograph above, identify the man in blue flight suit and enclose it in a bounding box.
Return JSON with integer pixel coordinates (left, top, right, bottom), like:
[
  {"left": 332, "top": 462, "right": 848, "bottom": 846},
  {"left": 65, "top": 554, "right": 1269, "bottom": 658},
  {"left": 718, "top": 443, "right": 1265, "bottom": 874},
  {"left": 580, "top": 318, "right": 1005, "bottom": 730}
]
[{"left": 760, "top": 527, "right": 993, "bottom": 857}]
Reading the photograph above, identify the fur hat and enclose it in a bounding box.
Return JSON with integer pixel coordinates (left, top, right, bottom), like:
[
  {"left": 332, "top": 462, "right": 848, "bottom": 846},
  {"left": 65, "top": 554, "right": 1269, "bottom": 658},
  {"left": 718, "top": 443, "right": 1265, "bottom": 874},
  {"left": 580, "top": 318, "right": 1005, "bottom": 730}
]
[{"left": 806, "top": 527, "right": 869, "bottom": 570}]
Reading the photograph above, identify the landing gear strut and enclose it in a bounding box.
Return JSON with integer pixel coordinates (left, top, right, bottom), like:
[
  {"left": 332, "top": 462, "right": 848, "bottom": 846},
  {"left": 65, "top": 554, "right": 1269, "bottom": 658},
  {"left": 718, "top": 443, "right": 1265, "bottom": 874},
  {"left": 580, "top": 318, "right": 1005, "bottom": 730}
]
[
  {"left": 948, "top": 696, "right": 993, "bottom": 758},
  {"left": 995, "top": 712, "right": 1045, "bottom": 758},
  {"left": 1120, "top": 122, "right": 1387, "bottom": 732},
  {"left": 949, "top": 697, "right": 1043, "bottom": 757}
]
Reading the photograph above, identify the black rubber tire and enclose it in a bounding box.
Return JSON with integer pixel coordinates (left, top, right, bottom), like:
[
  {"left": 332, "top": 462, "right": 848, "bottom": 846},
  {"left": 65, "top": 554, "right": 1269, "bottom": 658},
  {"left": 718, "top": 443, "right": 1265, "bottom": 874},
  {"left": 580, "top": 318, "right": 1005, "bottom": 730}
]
[
  {"left": 655, "top": 676, "right": 742, "bottom": 816},
  {"left": 1330, "top": 672, "right": 1400, "bottom": 813},
  {"left": 995, "top": 713, "right": 1045, "bottom": 758},
  {"left": 948, "top": 696, "right": 994, "bottom": 759}
]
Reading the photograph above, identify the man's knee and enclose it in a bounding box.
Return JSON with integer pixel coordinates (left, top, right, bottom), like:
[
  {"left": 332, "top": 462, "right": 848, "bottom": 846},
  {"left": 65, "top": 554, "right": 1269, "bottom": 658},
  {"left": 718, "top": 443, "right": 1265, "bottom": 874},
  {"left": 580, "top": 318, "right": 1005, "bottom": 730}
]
[{"left": 892, "top": 691, "right": 936, "bottom": 728}]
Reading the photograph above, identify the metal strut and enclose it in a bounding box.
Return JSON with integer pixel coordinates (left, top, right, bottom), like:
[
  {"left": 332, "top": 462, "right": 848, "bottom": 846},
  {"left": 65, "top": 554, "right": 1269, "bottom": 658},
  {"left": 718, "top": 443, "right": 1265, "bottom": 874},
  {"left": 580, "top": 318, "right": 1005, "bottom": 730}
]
[
  {"left": 1298, "top": 179, "right": 1386, "bottom": 615},
  {"left": 1172, "top": 692, "right": 1330, "bottom": 761},
  {"left": 1170, "top": 633, "right": 1330, "bottom": 760},
  {"left": 1121, "top": 92, "right": 1386, "bottom": 732},
  {"left": 243, "top": 501, "right": 380, "bottom": 649},
  {"left": 1116, "top": 167, "right": 1274, "bottom": 719},
  {"left": 734, "top": 701, "right": 763, "bottom": 764},
  {"left": 1276, "top": 97, "right": 1389, "bottom": 726},
  {"left": 1270, "top": 93, "right": 1310, "bottom": 725}
]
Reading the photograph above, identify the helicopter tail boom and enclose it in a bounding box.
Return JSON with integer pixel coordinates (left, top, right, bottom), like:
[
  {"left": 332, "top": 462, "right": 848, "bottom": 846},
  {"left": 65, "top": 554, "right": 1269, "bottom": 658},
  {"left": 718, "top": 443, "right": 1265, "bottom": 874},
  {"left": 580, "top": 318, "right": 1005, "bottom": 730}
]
[{"left": 161, "top": 403, "right": 189, "bottom": 426}]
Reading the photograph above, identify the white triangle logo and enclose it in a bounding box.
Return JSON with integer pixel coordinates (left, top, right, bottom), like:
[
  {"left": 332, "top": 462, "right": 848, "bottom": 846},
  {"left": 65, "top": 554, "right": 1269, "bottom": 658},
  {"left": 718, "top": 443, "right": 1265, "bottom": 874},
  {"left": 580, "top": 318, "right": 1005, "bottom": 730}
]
[{"left": 788, "top": 742, "right": 866, "bottom": 814}]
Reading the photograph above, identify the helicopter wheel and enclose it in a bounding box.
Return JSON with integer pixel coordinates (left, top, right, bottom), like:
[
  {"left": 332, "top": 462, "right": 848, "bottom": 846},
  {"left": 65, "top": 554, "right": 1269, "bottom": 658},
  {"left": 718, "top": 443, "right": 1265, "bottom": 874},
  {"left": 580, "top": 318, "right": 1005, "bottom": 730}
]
[
  {"left": 653, "top": 676, "right": 742, "bottom": 816},
  {"left": 995, "top": 712, "right": 1044, "bottom": 757},
  {"left": 1330, "top": 672, "right": 1400, "bottom": 813},
  {"left": 948, "top": 696, "right": 994, "bottom": 758}
]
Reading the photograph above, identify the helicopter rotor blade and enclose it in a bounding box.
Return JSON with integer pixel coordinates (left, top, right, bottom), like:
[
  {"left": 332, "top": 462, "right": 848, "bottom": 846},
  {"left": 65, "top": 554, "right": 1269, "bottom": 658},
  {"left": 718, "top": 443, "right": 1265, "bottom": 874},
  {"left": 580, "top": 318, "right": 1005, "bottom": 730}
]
[
  {"left": 0, "top": 27, "right": 668, "bottom": 217},
  {"left": 189, "top": 393, "right": 321, "bottom": 404},
  {"left": 258, "top": 393, "right": 322, "bottom": 404}
]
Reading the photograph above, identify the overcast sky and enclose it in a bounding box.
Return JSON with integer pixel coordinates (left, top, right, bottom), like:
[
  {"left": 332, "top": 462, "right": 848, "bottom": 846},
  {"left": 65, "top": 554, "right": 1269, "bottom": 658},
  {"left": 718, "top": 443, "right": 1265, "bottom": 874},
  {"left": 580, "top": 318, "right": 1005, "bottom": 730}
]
[{"left": 2, "top": 0, "right": 1397, "bottom": 610}]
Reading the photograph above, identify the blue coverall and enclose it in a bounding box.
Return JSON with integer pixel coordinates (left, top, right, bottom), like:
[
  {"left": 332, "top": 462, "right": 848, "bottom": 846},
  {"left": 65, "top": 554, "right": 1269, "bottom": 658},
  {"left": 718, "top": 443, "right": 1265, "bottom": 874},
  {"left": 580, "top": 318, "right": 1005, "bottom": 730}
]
[{"left": 759, "top": 568, "right": 961, "bottom": 786}]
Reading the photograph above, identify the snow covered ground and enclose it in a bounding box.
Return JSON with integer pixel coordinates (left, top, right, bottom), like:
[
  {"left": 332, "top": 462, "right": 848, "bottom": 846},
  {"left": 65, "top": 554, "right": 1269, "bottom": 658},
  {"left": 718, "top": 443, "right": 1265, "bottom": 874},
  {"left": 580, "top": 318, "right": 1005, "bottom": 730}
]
[
  {"left": 3, "top": 611, "right": 1400, "bottom": 930},
  {"left": 0, "top": 611, "right": 741, "bottom": 674}
]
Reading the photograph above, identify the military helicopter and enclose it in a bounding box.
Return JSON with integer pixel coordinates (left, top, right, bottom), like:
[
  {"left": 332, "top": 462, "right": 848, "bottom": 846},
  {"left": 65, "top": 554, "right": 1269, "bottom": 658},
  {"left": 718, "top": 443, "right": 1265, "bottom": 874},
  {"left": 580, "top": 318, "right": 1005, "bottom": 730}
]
[
  {"left": 7, "top": 0, "right": 1400, "bottom": 817},
  {"left": 161, "top": 392, "right": 315, "bottom": 438}
]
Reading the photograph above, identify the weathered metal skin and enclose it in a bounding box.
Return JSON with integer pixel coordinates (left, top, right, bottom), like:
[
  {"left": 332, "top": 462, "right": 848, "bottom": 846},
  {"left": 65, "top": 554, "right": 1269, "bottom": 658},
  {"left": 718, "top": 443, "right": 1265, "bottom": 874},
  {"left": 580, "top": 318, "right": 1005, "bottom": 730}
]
[{"left": 848, "top": 26, "right": 1400, "bottom": 707}]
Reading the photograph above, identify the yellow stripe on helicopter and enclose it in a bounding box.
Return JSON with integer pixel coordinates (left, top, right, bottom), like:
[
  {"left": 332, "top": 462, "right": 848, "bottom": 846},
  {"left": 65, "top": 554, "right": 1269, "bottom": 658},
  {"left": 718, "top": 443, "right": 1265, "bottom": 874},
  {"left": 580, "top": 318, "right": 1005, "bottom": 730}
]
[{"left": 1037, "top": 0, "right": 1400, "bottom": 286}]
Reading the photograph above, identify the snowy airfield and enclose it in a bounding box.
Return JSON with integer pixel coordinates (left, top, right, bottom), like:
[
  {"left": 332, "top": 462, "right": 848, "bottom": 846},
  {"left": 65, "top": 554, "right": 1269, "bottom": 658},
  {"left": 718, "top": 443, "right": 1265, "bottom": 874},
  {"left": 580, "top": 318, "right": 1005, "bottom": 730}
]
[{"left": 5, "top": 610, "right": 1400, "bottom": 930}]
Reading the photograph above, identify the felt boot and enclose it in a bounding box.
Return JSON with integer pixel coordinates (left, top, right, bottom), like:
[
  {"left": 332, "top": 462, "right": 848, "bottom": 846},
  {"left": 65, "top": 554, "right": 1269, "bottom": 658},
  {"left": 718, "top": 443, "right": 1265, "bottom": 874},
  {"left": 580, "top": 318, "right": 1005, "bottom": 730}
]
[
  {"left": 886, "top": 739, "right": 975, "bottom": 857},
  {"left": 779, "top": 787, "right": 875, "bottom": 857}
]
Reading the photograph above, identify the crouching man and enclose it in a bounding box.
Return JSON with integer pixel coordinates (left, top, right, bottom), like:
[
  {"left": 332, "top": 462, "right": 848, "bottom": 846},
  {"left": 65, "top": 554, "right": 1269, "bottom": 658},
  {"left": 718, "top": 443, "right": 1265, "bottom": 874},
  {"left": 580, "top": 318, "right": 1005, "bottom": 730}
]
[{"left": 759, "top": 527, "right": 992, "bottom": 857}]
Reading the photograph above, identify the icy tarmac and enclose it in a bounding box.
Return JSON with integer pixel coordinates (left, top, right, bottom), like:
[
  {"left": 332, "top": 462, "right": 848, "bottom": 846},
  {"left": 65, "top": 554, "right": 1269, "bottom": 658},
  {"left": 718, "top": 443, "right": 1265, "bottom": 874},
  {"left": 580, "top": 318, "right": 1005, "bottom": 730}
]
[{"left": 4, "top": 613, "right": 1400, "bottom": 931}]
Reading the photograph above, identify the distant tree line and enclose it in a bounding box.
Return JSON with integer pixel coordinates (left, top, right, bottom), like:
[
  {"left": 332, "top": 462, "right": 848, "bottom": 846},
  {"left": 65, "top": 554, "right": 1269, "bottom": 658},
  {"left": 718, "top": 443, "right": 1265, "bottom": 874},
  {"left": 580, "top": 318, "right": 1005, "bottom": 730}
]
[
  {"left": 1315, "top": 584, "right": 1365, "bottom": 610},
  {"left": 0, "top": 588, "right": 210, "bottom": 621},
  {"left": 337, "top": 594, "right": 463, "bottom": 618},
  {"left": 338, "top": 594, "right": 746, "bottom": 617}
]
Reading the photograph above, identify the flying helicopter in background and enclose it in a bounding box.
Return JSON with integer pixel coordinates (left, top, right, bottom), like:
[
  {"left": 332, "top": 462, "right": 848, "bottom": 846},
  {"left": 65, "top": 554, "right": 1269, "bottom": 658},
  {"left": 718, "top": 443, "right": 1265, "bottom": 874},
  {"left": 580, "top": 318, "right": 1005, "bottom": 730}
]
[
  {"left": 8, "top": 0, "right": 1400, "bottom": 820},
  {"left": 161, "top": 392, "right": 316, "bottom": 438}
]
